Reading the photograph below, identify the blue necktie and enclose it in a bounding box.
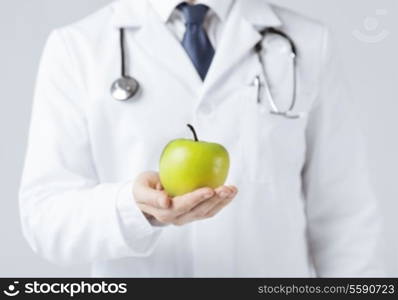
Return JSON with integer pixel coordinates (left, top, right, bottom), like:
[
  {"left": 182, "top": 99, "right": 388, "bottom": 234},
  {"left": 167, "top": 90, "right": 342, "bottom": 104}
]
[{"left": 178, "top": 3, "right": 215, "bottom": 80}]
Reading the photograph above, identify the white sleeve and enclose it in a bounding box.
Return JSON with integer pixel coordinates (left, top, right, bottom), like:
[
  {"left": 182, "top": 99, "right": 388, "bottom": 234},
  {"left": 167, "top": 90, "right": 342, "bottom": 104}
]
[
  {"left": 302, "top": 28, "right": 384, "bottom": 277},
  {"left": 19, "top": 29, "right": 161, "bottom": 266}
]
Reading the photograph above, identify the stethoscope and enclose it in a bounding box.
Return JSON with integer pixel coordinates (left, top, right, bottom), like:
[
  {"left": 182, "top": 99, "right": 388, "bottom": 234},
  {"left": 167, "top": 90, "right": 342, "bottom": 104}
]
[
  {"left": 110, "top": 28, "right": 140, "bottom": 101},
  {"left": 254, "top": 27, "right": 302, "bottom": 119},
  {"left": 110, "top": 27, "right": 302, "bottom": 119}
]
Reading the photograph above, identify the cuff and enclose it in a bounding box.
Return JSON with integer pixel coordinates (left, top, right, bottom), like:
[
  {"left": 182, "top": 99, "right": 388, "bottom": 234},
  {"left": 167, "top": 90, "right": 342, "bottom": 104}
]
[{"left": 116, "top": 181, "right": 162, "bottom": 256}]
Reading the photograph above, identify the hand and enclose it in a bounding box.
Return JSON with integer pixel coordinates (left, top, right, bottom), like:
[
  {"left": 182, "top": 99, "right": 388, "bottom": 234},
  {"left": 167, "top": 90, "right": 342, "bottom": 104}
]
[{"left": 133, "top": 171, "right": 238, "bottom": 226}]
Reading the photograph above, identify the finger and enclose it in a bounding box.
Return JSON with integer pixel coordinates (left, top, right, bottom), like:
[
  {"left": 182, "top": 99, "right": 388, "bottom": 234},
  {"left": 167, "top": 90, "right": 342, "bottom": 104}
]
[
  {"left": 137, "top": 171, "right": 160, "bottom": 188},
  {"left": 156, "top": 182, "right": 162, "bottom": 191},
  {"left": 225, "top": 185, "right": 238, "bottom": 199},
  {"left": 200, "top": 186, "right": 233, "bottom": 215},
  {"left": 201, "top": 188, "right": 236, "bottom": 219},
  {"left": 134, "top": 173, "right": 171, "bottom": 209},
  {"left": 177, "top": 186, "right": 232, "bottom": 217},
  {"left": 215, "top": 185, "right": 234, "bottom": 199},
  {"left": 173, "top": 188, "right": 232, "bottom": 225},
  {"left": 137, "top": 202, "right": 160, "bottom": 217},
  {"left": 229, "top": 185, "right": 239, "bottom": 196},
  {"left": 205, "top": 195, "right": 234, "bottom": 218},
  {"left": 172, "top": 187, "right": 215, "bottom": 214},
  {"left": 137, "top": 186, "right": 170, "bottom": 209},
  {"left": 172, "top": 197, "right": 221, "bottom": 226},
  {"left": 219, "top": 185, "right": 238, "bottom": 199},
  {"left": 138, "top": 203, "right": 174, "bottom": 224}
]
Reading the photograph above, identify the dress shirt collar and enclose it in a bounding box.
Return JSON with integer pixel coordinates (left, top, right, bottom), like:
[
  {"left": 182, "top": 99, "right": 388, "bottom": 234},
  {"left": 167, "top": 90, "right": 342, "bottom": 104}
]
[
  {"left": 112, "top": 0, "right": 282, "bottom": 29},
  {"left": 147, "top": 0, "right": 234, "bottom": 23}
]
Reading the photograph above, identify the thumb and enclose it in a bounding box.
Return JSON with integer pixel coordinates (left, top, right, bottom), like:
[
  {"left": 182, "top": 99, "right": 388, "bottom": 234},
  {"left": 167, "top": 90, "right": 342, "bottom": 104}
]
[{"left": 134, "top": 172, "right": 171, "bottom": 209}]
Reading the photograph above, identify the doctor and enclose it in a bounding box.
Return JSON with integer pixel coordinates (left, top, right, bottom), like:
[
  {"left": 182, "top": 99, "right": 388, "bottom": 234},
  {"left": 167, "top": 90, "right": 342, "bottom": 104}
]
[{"left": 20, "top": 0, "right": 383, "bottom": 277}]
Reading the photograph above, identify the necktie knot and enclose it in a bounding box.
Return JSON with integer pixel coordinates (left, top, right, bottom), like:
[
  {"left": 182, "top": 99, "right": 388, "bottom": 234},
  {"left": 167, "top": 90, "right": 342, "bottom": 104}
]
[{"left": 178, "top": 3, "right": 209, "bottom": 25}]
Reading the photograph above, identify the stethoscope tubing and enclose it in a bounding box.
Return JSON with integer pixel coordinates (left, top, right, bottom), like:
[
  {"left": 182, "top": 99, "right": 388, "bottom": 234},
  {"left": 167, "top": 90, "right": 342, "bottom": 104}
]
[
  {"left": 112, "top": 27, "right": 302, "bottom": 119},
  {"left": 120, "top": 28, "right": 127, "bottom": 78},
  {"left": 110, "top": 28, "right": 140, "bottom": 101},
  {"left": 256, "top": 28, "right": 301, "bottom": 119}
]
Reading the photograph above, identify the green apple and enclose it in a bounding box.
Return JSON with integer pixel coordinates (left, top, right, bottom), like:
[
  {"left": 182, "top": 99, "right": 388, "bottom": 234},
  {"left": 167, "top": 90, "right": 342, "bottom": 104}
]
[{"left": 159, "top": 124, "right": 230, "bottom": 197}]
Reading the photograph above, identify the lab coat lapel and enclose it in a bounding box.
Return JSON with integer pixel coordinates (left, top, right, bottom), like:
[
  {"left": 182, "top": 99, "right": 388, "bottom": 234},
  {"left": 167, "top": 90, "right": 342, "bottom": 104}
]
[
  {"left": 112, "top": 0, "right": 145, "bottom": 28},
  {"left": 202, "top": 0, "right": 282, "bottom": 96},
  {"left": 113, "top": 0, "right": 202, "bottom": 92},
  {"left": 111, "top": 0, "right": 283, "bottom": 97}
]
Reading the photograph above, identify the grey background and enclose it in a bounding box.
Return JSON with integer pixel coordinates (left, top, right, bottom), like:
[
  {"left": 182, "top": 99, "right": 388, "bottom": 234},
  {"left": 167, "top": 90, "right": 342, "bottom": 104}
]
[{"left": 0, "top": 0, "right": 397, "bottom": 277}]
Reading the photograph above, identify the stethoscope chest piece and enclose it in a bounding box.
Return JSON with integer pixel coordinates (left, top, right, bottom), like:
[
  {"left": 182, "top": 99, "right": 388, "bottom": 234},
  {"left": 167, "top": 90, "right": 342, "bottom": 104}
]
[
  {"left": 111, "top": 76, "right": 140, "bottom": 101},
  {"left": 111, "top": 28, "right": 140, "bottom": 101}
]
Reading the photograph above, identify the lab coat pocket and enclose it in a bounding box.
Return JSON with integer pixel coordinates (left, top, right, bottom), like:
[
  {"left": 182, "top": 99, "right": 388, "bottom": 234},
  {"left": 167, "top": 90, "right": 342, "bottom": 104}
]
[
  {"left": 238, "top": 83, "right": 309, "bottom": 186},
  {"left": 237, "top": 85, "right": 274, "bottom": 185}
]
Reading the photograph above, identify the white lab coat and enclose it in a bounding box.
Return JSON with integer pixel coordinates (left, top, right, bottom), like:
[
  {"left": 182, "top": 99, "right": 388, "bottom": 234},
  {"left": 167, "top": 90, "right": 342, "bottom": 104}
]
[{"left": 20, "top": 0, "right": 383, "bottom": 277}]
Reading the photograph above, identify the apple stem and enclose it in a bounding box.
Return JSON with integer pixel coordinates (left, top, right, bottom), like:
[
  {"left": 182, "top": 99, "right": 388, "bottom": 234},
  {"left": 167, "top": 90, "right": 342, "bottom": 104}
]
[{"left": 187, "top": 124, "right": 199, "bottom": 142}]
